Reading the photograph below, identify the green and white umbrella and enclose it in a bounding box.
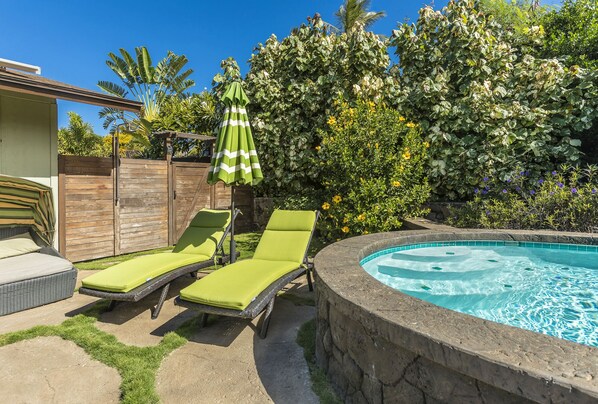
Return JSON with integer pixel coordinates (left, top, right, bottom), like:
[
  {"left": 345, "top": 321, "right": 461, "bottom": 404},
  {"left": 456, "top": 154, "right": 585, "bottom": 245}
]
[{"left": 208, "top": 81, "right": 262, "bottom": 262}]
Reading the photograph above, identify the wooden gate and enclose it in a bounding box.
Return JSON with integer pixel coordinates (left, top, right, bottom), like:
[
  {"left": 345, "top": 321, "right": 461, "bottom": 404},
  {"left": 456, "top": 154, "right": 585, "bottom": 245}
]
[
  {"left": 171, "top": 162, "right": 229, "bottom": 243},
  {"left": 58, "top": 155, "right": 253, "bottom": 262}
]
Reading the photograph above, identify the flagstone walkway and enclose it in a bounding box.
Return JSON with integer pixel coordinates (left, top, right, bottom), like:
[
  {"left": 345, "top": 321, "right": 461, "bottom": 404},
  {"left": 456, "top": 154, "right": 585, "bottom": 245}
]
[{"left": 0, "top": 271, "right": 318, "bottom": 403}]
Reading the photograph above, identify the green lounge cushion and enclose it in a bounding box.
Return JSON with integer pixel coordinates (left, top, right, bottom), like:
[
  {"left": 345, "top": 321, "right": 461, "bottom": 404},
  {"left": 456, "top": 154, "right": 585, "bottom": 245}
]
[
  {"left": 81, "top": 209, "right": 231, "bottom": 293},
  {"left": 179, "top": 210, "right": 317, "bottom": 310},
  {"left": 81, "top": 252, "right": 210, "bottom": 293},
  {"left": 179, "top": 259, "right": 300, "bottom": 310},
  {"left": 172, "top": 209, "right": 231, "bottom": 256},
  {"left": 253, "top": 210, "right": 316, "bottom": 263}
]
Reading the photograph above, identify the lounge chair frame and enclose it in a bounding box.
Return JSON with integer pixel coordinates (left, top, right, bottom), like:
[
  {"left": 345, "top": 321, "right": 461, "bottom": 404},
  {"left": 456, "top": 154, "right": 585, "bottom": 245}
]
[
  {"left": 174, "top": 211, "right": 319, "bottom": 338},
  {"left": 79, "top": 209, "right": 239, "bottom": 319}
]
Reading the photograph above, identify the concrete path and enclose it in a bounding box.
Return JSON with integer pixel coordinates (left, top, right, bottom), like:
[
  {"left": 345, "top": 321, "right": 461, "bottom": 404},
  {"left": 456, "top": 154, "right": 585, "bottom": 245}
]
[
  {"left": 0, "top": 336, "right": 121, "bottom": 404},
  {"left": 0, "top": 271, "right": 318, "bottom": 403},
  {"left": 156, "top": 298, "right": 317, "bottom": 404}
]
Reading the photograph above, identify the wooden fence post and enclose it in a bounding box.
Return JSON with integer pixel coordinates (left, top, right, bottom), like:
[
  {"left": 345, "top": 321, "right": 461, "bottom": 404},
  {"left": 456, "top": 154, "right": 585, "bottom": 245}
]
[
  {"left": 165, "top": 138, "right": 174, "bottom": 246},
  {"left": 113, "top": 133, "right": 121, "bottom": 256},
  {"left": 58, "top": 155, "right": 66, "bottom": 255}
]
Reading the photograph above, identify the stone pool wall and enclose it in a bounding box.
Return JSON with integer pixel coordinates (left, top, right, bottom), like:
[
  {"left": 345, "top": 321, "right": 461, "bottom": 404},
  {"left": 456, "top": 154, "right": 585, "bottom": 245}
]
[{"left": 314, "top": 230, "right": 598, "bottom": 403}]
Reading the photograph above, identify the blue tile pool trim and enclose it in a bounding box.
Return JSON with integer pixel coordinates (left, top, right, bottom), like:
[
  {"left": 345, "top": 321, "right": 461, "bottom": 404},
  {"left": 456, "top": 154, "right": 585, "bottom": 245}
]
[{"left": 359, "top": 240, "right": 598, "bottom": 265}]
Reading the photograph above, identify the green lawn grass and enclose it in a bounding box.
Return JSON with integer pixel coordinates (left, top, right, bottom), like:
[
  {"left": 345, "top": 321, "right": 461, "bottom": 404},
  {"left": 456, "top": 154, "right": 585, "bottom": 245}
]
[
  {"left": 75, "top": 232, "right": 263, "bottom": 271},
  {"left": 297, "top": 319, "right": 342, "bottom": 404}
]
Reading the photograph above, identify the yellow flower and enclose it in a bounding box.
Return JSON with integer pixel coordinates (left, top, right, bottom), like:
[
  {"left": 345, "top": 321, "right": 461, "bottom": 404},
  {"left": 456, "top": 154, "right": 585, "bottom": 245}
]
[
  {"left": 375, "top": 143, "right": 379, "bottom": 149},
  {"left": 357, "top": 213, "right": 366, "bottom": 222},
  {"left": 364, "top": 230, "right": 369, "bottom": 234},
  {"left": 402, "top": 150, "right": 411, "bottom": 160},
  {"left": 406, "top": 122, "right": 416, "bottom": 128},
  {"left": 341, "top": 226, "right": 350, "bottom": 233},
  {"left": 327, "top": 116, "right": 337, "bottom": 126},
  {"left": 392, "top": 181, "right": 401, "bottom": 187},
  {"left": 322, "top": 202, "right": 330, "bottom": 210},
  {"left": 348, "top": 108, "right": 356, "bottom": 116},
  {"left": 343, "top": 217, "right": 349, "bottom": 223},
  {"left": 424, "top": 141, "right": 430, "bottom": 148},
  {"left": 315, "top": 145, "right": 321, "bottom": 151},
  {"left": 332, "top": 195, "right": 342, "bottom": 204},
  {"left": 398, "top": 116, "right": 406, "bottom": 122}
]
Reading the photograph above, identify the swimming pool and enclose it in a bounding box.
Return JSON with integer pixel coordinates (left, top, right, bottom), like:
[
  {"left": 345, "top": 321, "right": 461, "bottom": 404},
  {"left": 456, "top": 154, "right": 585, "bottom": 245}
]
[
  {"left": 361, "top": 241, "right": 598, "bottom": 347},
  {"left": 315, "top": 230, "right": 598, "bottom": 402}
]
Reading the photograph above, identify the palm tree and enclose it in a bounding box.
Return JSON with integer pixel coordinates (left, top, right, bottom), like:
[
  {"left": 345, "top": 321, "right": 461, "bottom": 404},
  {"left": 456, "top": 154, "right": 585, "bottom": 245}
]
[
  {"left": 58, "top": 112, "right": 107, "bottom": 157},
  {"left": 97, "top": 47, "right": 194, "bottom": 146},
  {"left": 335, "top": 0, "right": 386, "bottom": 33}
]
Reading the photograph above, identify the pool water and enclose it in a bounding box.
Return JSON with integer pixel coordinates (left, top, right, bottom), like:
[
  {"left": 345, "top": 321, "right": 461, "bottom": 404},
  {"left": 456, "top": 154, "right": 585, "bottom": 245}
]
[{"left": 361, "top": 241, "right": 598, "bottom": 347}]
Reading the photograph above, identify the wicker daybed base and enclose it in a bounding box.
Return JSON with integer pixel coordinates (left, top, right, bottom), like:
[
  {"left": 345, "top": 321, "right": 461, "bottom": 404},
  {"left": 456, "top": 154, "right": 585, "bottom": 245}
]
[
  {"left": 0, "top": 227, "right": 76, "bottom": 316},
  {"left": 174, "top": 266, "right": 313, "bottom": 339}
]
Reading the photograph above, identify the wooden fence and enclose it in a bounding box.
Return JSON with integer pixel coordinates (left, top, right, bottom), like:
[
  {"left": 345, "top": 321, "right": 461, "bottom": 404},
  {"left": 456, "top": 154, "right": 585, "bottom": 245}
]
[{"left": 58, "top": 155, "right": 253, "bottom": 262}]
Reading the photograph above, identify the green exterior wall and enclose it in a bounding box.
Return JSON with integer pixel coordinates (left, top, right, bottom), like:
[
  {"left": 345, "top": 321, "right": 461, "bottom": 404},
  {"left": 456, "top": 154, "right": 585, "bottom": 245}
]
[{"left": 0, "top": 89, "right": 58, "bottom": 245}]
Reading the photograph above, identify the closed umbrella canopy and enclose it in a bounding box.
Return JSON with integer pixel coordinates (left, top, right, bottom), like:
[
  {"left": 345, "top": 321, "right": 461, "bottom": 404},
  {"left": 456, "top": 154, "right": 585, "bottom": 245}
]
[
  {"left": 0, "top": 175, "right": 55, "bottom": 245},
  {"left": 208, "top": 82, "right": 262, "bottom": 263},
  {"left": 207, "top": 82, "right": 262, "bottom": 186}
]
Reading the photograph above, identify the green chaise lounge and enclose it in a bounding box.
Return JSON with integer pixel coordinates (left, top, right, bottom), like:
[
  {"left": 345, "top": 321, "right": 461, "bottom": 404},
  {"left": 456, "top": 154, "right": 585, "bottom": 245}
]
[
  {"left": 174, "top": 209, "right": 319, "bottom": 338},
  {"left": 79, "top": 209, "right": 235, "bottom": 319}
]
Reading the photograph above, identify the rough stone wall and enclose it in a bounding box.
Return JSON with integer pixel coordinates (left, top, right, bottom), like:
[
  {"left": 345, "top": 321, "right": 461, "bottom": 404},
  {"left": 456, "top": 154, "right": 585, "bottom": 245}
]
[{"left": 315, "top": 284, "right": 533, "bottom": 404}]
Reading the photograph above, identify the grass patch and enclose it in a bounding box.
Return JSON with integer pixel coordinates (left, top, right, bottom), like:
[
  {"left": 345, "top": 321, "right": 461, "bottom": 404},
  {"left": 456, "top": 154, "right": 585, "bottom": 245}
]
[
  {"left": 278, "top": 291, "right": 315, "bottom": 306},
  {"left": 297, "top": 319, "right": 341, "bottom": 404},
  {"left": 0, "top": 303, "right": 187, "bottom": 403},
  {"left": 74, "top": 232, "right": 263, "bottom": 272},
  {"left": 75, "top": 247, "right": 174, "bottom": 270}
]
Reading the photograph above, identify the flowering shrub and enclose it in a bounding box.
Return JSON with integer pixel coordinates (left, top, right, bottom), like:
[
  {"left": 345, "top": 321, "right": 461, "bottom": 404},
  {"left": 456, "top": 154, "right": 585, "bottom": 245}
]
[
  {"left": 245, "top": 14, "right": 396, "bottom": 196},
  {"left": 448, "top": 165, "right": 598, "bottom": 232},
  {"left": 318, "top": 100, "right": 430, "bottom": 240},
  {"left": 391, "top": 0, "right": 598, "bottom": 200}
]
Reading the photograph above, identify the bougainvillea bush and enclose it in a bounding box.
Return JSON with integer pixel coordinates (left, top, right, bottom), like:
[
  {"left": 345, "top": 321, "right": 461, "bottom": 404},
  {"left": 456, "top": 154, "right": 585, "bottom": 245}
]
[
  {"left": 448, "top": 165, "right": 598, "bottom": 232},
  {"left": 317, "top": 99, "right": 430, "bottom": 240}
]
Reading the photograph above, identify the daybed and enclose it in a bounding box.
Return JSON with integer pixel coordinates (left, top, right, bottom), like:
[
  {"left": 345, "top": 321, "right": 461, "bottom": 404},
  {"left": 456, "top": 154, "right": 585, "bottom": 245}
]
[{"left": 0, "top": 226, "right": 76, "bottom": 316}]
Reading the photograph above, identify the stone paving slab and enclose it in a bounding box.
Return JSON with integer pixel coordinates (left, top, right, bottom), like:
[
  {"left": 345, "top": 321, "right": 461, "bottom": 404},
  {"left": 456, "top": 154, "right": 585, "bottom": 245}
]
[
  {"left": 0, "top": 336, "right": 120, "bottom": 404},
  {"left": 156, "top": 297, "right": 317, "bottom": 404}
]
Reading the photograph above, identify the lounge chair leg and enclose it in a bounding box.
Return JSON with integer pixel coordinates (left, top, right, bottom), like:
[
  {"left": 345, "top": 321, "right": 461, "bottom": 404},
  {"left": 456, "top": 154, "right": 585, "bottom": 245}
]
[
  {"left": 259, "top": 298, "right": 276, "bottom": 339},
  {"left": 306, "top": 269, "right": 314, "bottom": 292},
  {"left": 200, "top": 313, "right": 208, "bottom": 328},
  {"left": 107, "top": 300, "right": 118, "bottom": 312},
  {"left": 151, "top": 283, "right": 170, "bottom": 320}
]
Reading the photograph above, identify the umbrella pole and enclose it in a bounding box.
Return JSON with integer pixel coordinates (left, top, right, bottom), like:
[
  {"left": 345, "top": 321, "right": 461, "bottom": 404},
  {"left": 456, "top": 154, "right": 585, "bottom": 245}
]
[{"left": 230, "top": 185, "right": 236, "bottom": 263}]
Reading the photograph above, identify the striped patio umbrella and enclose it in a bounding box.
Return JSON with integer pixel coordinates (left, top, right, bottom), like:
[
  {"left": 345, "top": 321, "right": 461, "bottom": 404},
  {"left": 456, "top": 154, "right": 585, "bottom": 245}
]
[
  {"left": 208, "top": 81, "right": 263, "bottom": 262},
  {"left": 0, "top": 175, "right": 55, "bottom": 245}
]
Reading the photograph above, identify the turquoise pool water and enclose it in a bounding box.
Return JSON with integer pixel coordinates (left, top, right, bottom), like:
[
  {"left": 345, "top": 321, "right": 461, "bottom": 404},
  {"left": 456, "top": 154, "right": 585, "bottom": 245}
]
[{"left": 360, "top": 241, "right": 598, "bottom": 347}]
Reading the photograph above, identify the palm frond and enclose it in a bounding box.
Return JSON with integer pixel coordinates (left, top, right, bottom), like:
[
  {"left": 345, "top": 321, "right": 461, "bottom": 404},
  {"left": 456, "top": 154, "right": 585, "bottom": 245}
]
[
  {"left": 97, "top": 81, "right": 128, "bottom": 98},
  {"left": 120, "top": 48, "right": 139, "bottom": 84},
  {"left": 137, "top": 46, "right": 154, "bottom": 84}
]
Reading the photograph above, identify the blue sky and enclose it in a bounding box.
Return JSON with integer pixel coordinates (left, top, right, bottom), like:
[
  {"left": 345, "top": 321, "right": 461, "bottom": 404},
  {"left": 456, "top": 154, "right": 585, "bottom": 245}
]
[{"left": 1, "top": 0, "right": 560, "bottom": 135}]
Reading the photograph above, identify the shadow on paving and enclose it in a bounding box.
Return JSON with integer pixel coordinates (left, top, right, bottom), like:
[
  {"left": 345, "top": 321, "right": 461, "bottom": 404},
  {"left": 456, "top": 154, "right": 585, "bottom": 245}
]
[
  {"left": 252, "top": 281, "right": 318, "bottom": 404},
  {"left": 90, "top": 275, "right": 198, "bottom": 326}
]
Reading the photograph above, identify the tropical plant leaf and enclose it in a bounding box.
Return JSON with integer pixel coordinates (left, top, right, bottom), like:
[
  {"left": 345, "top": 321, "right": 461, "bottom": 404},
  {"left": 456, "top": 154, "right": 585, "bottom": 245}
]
[{"left": 97, "top": 81, "right": 128, "bottom": 98}]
